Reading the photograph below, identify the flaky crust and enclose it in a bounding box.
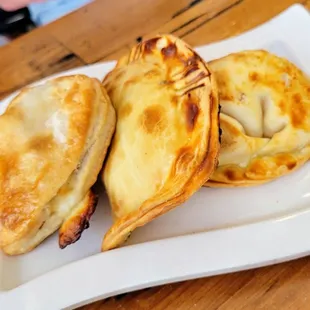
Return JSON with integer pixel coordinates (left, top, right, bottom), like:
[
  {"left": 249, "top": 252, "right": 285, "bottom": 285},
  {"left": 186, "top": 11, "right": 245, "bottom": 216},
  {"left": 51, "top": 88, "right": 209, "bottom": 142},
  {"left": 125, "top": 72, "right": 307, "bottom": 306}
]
[
  {"left": 204, "top": 50, "right": 310, "bottom": 187},
  {"left": 0, "top": 75, "right": 116, "bottom": 255},
  {"left": 59, "top": 190, "right": 98, "bottom": 249},
  {"left": 102, "top": 34, "right": 220, "bottom": 251}
]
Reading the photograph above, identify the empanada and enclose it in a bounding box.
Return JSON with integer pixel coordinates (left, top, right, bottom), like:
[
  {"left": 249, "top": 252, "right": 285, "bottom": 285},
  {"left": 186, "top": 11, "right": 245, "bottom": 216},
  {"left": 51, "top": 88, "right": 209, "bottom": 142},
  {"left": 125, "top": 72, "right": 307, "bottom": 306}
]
[
  {"left": 205, "top": 50, "right": 310, "bottom": 187},
  {"left": 0, "top": 75, "right": 116, "bottom": 255},
  {"left": 102, "top": 34, "right": 220, "bottom": 251}
]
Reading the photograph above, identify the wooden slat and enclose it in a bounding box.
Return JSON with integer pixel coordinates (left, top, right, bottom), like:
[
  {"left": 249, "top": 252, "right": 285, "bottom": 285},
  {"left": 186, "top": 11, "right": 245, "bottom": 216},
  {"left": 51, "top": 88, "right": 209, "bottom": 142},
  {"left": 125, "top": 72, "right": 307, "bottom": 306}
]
[
  {"left": 182, "top": 0, "right": 306, "bottom": 47},
  {"left": 94, "top": 0, "right": 308, "bottom": 62},
  {"left": 146, "top": 0, "right": 241, "bottom": 39},
  {"left": 96, "top": 0, "right": 242, "bottom": 62},
  {"left": 1, "top": 0, "right": 307, "bottom": 97},
  {"left": 0, "top": 28, "right": 84, "bottom": 99},
  {"left": 46, "top": 0, "right": 191, "bottom": 63},
  {"left": 97, "top": 45, "right": 131, "bottom": 62}
]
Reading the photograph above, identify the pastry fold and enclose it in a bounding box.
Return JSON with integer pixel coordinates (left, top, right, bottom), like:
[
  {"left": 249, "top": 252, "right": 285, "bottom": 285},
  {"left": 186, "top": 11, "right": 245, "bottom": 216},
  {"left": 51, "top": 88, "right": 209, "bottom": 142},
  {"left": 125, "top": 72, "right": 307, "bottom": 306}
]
[
  {"left": 0, "top": 75, "right": 116, "bottom": 255},
  {"left": 102, "top": 34, "right": 220, "bottom": 251},
  {"left": 205, "top": 50, "right": 310, "bottom": 187}
]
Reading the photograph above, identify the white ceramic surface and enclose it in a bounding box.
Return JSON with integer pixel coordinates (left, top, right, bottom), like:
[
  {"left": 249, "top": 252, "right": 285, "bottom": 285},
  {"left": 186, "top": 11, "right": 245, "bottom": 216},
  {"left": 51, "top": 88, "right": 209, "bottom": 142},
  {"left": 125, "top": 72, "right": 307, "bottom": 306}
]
[{"left": 1, "top": 4, "right": 310, "bottom": 310}]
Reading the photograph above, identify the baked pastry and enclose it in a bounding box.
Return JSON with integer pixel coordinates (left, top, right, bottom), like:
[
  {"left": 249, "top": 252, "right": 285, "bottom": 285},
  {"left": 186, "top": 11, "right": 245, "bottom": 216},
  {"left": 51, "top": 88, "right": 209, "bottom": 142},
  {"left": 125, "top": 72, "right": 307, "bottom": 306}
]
[
  {"left": 0, "top": 75, "right": 116, "bottom": 255},
  {"left": 102, "top": 34, "right": 220, "bottom": 251},
  {"left": 205, "top": 50, "right": 310, "bottom": 187}
]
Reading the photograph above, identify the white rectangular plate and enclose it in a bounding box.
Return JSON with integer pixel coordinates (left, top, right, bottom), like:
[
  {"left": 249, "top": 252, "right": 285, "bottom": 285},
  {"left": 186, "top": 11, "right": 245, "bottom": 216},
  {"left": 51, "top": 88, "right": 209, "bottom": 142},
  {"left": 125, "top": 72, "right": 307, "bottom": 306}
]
[{"left": 1, "top": 4, "right": 310, "bottom": 310}]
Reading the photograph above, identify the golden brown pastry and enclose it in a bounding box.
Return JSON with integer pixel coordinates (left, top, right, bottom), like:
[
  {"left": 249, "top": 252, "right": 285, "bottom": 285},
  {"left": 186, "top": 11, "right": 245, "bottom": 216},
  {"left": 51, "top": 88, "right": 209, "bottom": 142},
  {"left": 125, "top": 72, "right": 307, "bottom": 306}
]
[
  {"left": 0, "top": 75, "right": 116, "bottom": 255},
  {"left": 205, "top": 50, "right": 310, "bottom": 187},
  {"left": 102, "top": 34, "right": 220, "bottom": 251}
]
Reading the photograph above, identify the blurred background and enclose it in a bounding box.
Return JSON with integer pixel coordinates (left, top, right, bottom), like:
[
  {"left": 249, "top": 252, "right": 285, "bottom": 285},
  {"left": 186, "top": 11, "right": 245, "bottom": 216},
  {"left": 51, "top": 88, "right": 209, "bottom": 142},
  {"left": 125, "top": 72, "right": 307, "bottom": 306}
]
[{"left": 0, "top": 0, "right": 92, "bottom": 46}]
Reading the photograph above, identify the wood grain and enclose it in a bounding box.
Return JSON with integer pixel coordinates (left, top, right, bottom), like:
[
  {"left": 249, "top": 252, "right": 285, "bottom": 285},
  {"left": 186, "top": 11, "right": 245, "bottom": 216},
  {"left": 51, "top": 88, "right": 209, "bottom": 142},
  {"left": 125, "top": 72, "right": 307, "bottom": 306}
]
[
  {"left": 1, "top": 0, "right": 309, "bottom": 99},
  {"left": 45, "top": 0, "right": 190, "bottom": 63},
  {"left": 182, "top": 0, "right": 307, "bottom": 46},
  {"left": 0, "top": 27, "right": 84, "bottom": 99},
  {"left": 123, "top": 0, "right": 242, "bottom": 45},
  {"left": 96, "top": 0, "right": 242, "bottom": 62},
  {"left": 0, "top": 1, "right": 310, "bottom": 309}
]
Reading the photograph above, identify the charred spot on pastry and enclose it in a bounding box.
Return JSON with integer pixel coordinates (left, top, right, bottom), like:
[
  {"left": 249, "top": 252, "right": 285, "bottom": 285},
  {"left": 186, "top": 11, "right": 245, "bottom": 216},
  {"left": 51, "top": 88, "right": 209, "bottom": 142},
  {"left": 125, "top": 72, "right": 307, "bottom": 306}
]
[
  {"left": 38, "top": 221, "right": 46, "bottom": 230},
  {"left": 274, "top": 154, "right": 297, "bottom": 171},
  {"left": 59, "top": 192, "right": 99, "bottom": 249},
  {"left": 144, "top": 37, "right": 160, "bottom": 53},
  {"left": 161, "top": 43, "right": 177, "bottom": 59},
  {"left": 185, "top": 97, "right": 199, "bottom": 131},
  {"left": 183, "top": 83, "right": 205, "bottom": 96},
  {"left": 196, "top": 71, "right": 209, "bottom": 84},
  {"left": 140, "top": 104, "right": 166, "bottom": 134},
  {"left": 286, "top": 161, "right": 297, "bottom": 170},
  {"left": 136, "top": 36, "right": 143, "bottom": 43},
  {"left": 124, "top": 231, "right": 132, "bottom": 243},
  {"left": 218, "top": 104, "right": 222, "bottom": 143},
  {"left": 219, "top": 127, "right": 222, "bottom": 144},
  {"left": 224, "top": 169, "right": 238, "bottom": 181},
  {"left": 249, "top": 71, "right": 259, "bottom": 81},
  {"left": 186, "top": 55, "right": 199, "bottom": 67},
  {"left": 184, "top": 63, "right": 199, "bottom": 77}
]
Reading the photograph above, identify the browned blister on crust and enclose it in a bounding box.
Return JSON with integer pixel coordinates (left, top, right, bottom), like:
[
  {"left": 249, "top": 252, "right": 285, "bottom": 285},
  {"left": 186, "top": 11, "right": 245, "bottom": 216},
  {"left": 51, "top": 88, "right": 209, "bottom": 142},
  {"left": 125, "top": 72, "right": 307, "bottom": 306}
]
[
  {"left": 204, "top": 50, "right": 310, "bottom": 187},
  {"left": 59, "top": 190, "right": 98, "bottom": 249},
  {"left": 0, "top": 75, "right": 116, "bottom": 255},
  {"left": 102, "top": 34, "right": 220, "bottom": 251}
]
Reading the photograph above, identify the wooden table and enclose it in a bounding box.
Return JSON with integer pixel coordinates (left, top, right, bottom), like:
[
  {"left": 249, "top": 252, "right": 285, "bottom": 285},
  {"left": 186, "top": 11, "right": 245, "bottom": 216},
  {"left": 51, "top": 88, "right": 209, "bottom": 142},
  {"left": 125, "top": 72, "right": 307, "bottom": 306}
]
[{"left": 1, "top": 0, "right": 310, "bottom": 309}]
